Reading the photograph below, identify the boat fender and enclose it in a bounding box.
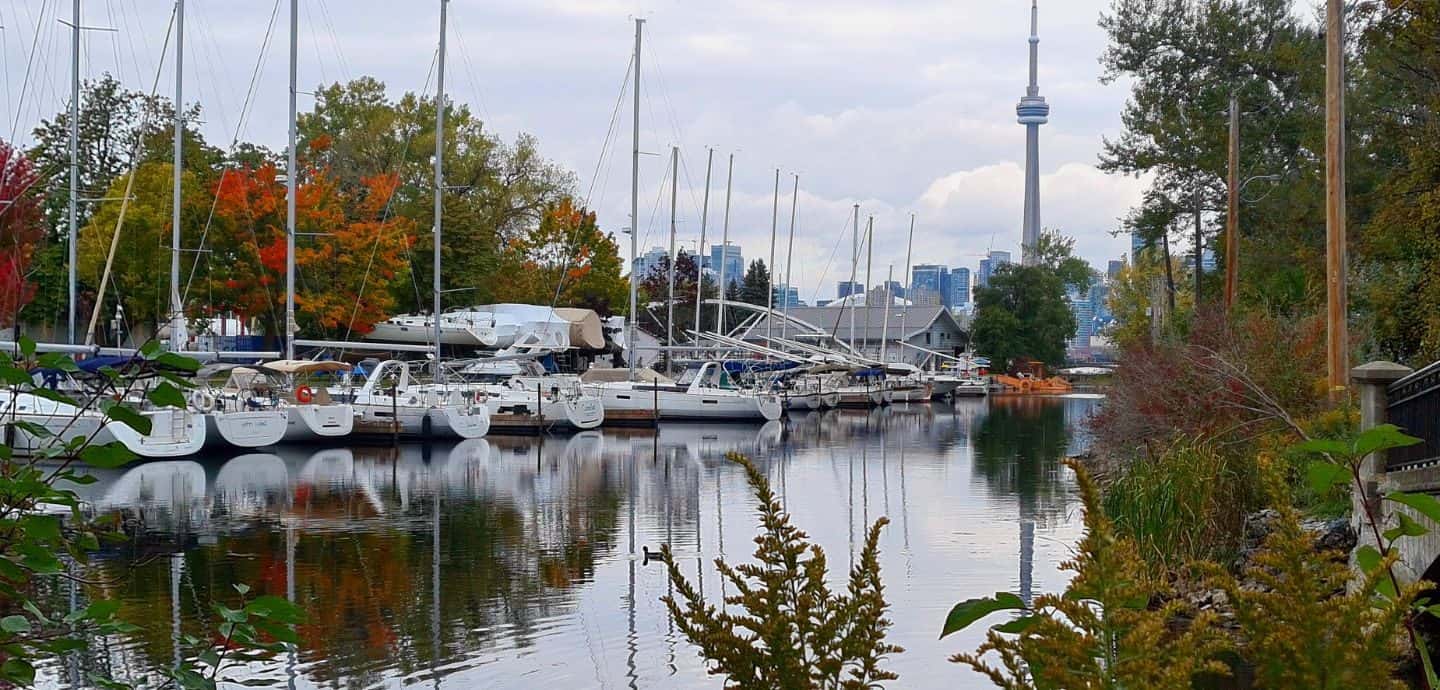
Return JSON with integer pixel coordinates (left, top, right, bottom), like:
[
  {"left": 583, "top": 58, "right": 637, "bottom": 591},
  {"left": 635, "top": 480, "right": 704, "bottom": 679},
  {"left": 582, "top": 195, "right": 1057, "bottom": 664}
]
[
  {"left": 296, "top": 386, "right": 315, "bottom": 404},
  {"left": 191, "top": 390, "right": 217, "bottom": 413},
  {"left": 422, "top": 413, "right": 433, "bottom": 437}
]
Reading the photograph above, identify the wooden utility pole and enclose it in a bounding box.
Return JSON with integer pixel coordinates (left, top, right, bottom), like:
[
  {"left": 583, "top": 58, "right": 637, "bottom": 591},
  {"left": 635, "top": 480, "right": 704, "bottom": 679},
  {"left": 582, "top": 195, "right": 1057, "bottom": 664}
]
[
  {"left": 1225, "top": 94, "right": 1240, "bottom": 313},
  {"left": 1325, "top": 0, "right": 1348, "bottom": 395}
]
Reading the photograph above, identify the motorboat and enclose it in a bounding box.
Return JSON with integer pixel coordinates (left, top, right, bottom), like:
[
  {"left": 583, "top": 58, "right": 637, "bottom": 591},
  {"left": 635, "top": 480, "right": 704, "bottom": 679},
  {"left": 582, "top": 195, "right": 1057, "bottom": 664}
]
[
  {"left": 334, "top": 360, "right": 490, "bottom": 439},
  {"left": 884, "top": 363, "right": 934, "bottom": 402},
  {"left": 583, "top": 362, "right": 783, "bottom": 422},
  {"left": 259, "top": 360, "right": 357, "bottom": 442},
  {"left": 835, "top": 367, "right": 886, "bottom": 408}
]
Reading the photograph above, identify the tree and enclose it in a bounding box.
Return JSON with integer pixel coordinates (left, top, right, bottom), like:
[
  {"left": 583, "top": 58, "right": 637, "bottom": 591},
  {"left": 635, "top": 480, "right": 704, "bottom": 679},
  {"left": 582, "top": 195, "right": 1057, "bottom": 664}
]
[
  {"left": 0, "top": 139, "right": 43, "bottom": 327},
  {"left": 77, "top": 162, "right": 210, "bottom": 332},
  {"left": 491, "top": 198, "right": 628, "bottom": 315},
  {"left": 739, "top": 259, "right": 770, "bottom": 306},
  {"left": 296, "top": 78, "right": 574, "bottom": 313},
  {"left": 971, "top": 232, "right": 1082, "bottom": 369},
  {"left": 638, "top": 250, "right": 709, "bottom": 338}
]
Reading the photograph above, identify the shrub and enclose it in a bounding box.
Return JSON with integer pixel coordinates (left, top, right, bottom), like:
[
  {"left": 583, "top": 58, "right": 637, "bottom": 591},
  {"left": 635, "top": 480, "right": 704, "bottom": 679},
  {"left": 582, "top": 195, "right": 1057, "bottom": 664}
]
[{"left": 661, "top": 453, "right": 901, "bottom": 689}]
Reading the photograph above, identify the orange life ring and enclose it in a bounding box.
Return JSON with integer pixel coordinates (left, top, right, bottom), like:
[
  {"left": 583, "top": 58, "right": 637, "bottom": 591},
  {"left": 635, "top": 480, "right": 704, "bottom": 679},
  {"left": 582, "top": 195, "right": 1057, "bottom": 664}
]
[{"left": 296, "top": 386, "right": 315, "bottom": 404}]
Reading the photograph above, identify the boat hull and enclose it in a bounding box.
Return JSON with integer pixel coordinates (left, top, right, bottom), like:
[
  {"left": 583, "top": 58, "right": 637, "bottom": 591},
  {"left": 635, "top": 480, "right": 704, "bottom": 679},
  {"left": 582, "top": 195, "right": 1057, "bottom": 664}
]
[
  {"left": 486, "top": 394, "right": 605, "bottom": 434},
  {"left": 204, "top": 410, "right": 288, "bottom": 449},
  {"left": 590, "top": 383, "right": 782, "bottom": 422},
  {"left": 2, "top": 395, "right": 207, "bottom": 459},
  {"left": 282, "top": 404, "right": 355, "bottom": 442}
]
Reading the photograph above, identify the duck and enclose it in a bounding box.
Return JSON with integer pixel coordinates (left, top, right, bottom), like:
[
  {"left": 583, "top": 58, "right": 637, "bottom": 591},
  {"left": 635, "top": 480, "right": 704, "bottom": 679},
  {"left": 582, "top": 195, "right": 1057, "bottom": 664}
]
[{"left": 641, "top": 545, "right": 665, "bottom": 565}]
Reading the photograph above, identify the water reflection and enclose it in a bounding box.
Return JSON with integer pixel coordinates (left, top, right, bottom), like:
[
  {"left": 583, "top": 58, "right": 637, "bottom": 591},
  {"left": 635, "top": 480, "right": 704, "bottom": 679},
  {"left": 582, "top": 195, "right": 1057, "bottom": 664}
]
[{"left": 46, "top": 397, "right": 1097, "bottom": 689}]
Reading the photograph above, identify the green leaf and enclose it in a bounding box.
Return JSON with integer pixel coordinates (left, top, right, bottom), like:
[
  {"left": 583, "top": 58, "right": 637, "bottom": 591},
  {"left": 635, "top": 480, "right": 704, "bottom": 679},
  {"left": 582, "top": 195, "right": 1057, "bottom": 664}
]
[
  {"left": 1384, "top": 512, "right": 1430, "bottom": 542},
  {"left": 80, "top": 442, "right": 138, "bottom": 470},
  {"left": 66, "top": 599, "right": 121, "bottom": 624},
  {"left": 198, "top": 648, "right": 221, "bottom": 668},
  {"left": 1306, "top": 461, "right": 1349, "bottom": 495},
  {"left": 1356, "top": 544, "right": 1384, "bottom": 575},
  {"left": 18, "top": 515, "right": 62, "bottom": 542},
  {"left": 139, "top": 340, "right": 162, "bottom": 359},
  {"left": 233, "top": 583, "right": 251, "bottom": 596},
  {"left": 1354, "top": 424, "right": 1425, "bottom": 458},
  {"left": 21, "top": 601, "right": 51, "bottom": 626},
  {"left": 0, "top": 615, "right": 30, "bottom": 634},
  {"left": 99, "top": 402, "right": 151, "bottom": 436},
  {"left": 28, "top": 387, "right": 79, "bottom": 408},
  {"left": 1387, "top": 492, "right": 1440, "bottom": 525},
  {"left": 992, "top": 614, "right": 1039, "bottom": 634},
  {"left": 0, "top": 365, "right": 30, "bottom": 386},
  {"left": 36, "top": 352, "right": 80, "bottom": 372},
  {"left": 18, "top": 336, "right": 35, "bottom": 359},
  {"left": 155, "top": 352, "right": 201, "bottom": 373},
  {"left": 940, "top": 592, "right": 1025, "bottom": 639},
  {"left": 146, "top": 382, "right": 188, "bottom": 409},
  {"left": 2, "top": 658, "right": 35, "bottom": 685},
  {"left": 1294, "top": 437, "right": 1350, "bottom": 458},
  {"left": 245, "top": 595, "right": 305, "bottom": 624}
]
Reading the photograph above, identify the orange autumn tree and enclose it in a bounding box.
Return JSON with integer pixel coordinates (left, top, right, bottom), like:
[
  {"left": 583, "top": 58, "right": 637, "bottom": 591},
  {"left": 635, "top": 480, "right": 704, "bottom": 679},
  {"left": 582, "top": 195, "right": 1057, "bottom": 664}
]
[
  {"left": 208, "top": 157, "right": 410, "bottom": 338},
  {"left": 494, "top": 197, "right": 627, "bottom": 315}
]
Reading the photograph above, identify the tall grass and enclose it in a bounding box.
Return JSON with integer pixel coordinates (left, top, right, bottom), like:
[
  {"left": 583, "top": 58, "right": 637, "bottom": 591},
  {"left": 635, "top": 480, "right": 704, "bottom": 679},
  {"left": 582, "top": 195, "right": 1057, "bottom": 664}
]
[{"left": 1102, "top": 439, "right": 1261, "bottom": 572}]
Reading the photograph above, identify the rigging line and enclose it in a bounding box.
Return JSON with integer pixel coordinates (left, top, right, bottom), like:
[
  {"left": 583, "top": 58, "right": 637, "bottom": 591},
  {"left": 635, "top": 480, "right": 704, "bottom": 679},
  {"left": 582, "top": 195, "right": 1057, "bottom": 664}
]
[
  {"left": 534, "top": 53, "right": 632, "bottom": 314},
  {"left": 635, "top": 146, "right": 671, "bottom": 267},
  {"left": 302, "top": 0, "right": 327, "bottom": 88},
  {"left": 0, "top": 0, "right": 54, "bottom": 219},
  {"left": 827, "top": 211, "right": 867, "bottom": 344},
  {"left": 120, "top": 0, "right": 152, "bottom": 88},
  {"left": 103, "top": 0, "right": 124, "bottom": 83},
  {"left": 338, "top": 48, "right": 439, "bottom": 342},
  {"left": 805, "top": 207, "right": 849, "bottom": 306},
  {"left": 448, "top": 21, "right": 492, "bottom": 128},
  {"left": 314, "top": 0, "right": 352, "bottom": 82},
  {"left": 180, "top": 0, "right": 281, "bottom": 306}
]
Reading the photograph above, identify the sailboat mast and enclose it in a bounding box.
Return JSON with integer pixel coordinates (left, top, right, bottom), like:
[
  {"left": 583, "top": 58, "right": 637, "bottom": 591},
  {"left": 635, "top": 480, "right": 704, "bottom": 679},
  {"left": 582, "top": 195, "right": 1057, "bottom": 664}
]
[
  {"left": 864, "top": 216, "right": 873, "bottom": 359},
  {"left": 666, "top": 145, "right": 677, "bottom": 365},
  {"left": 67, "top": 0, "right": 79, "bottom": 344},
  {"left": 285, "top": 0, "right": 298, "bottom": 361},
  {"left": 628, "top": 17, "right": 643, "bottom": 382},
  {"left": 716, "top": 153, "right": 733, "bottom": 335},
  {"left": 169, "top": 0, "right": 184, "bottom": 348},
  {"left": 765, "top": 167, "right": 778, "bottom": 344},
  {"left": 692, "top": 147, "right": 712, "bottom": 342},
  {"left": 433, "top": 0, "right": 448, "bottom": 378},
  {"left": 899, "top": 213, "right": 913, "bottom": 365},
  {"left": 781, "top": 173, "right": 798, "bottom": 341},
  {"left": 880, "top": 264, "right": 892, "bottom": 363},
  {"left": 848, "top": 204, "right": 858, "bottom": 354}
]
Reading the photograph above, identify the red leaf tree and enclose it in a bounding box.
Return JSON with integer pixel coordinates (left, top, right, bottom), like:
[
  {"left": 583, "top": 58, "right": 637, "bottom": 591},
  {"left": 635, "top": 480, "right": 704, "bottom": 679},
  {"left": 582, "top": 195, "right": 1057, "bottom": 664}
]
[{"left": 0, "top": 139, "right": 42, "bottom": 327}]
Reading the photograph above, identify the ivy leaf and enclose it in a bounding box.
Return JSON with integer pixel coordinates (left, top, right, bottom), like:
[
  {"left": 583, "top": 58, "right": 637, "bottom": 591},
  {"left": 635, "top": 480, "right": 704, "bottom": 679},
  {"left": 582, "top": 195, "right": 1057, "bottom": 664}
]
[
  {"left": 79, "top": 443, "right": 138, "bottom": 470},
  {"left": 1384, "top": 512, "right": 1430, "bottom": 542},
  {"left": 2, "top": 658, "right": 35, "bottom": 686},
  {"left": 1386, "top": 492, "right": 1440, "bottom": 525},
  {"left": 155, "top": 352, "right": 201, "bottom": 373},
  {"left": 99, "top": 402, "right": 152, "bottom": 436},
  {"left": 1295, "top": 438, "right": 1350, "bottom": 458},
  {"left": 36, "top": 352, "right": 80, "bottom": 372},
  {"left": 941, "top": 592, "right": 1025, "bottom": 639},
  {"left": 1306, "top": 461, "right": 1349, "bottom": 495},
  {"left": 146, "top": 382, "right": 188, "bottom": 409}
]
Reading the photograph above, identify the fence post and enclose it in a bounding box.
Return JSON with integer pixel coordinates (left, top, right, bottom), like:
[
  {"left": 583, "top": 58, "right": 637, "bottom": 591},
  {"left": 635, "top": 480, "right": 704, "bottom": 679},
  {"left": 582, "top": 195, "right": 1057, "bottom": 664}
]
[{"left": 1350, "top": 361, "right": 1413, "bottom": 545}]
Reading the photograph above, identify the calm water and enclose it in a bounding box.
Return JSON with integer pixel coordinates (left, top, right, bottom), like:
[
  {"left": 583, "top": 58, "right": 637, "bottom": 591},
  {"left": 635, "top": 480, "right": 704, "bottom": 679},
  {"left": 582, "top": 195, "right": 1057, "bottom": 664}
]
[{"left": 40, "top": 396, "right": 1098, "bottom": 689}]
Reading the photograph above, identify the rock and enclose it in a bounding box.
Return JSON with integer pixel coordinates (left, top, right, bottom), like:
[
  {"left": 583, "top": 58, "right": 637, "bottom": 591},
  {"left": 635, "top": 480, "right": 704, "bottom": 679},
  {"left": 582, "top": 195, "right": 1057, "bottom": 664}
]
[{"left": 1303, "top": 517, "right": 1357, "bottom": 553}]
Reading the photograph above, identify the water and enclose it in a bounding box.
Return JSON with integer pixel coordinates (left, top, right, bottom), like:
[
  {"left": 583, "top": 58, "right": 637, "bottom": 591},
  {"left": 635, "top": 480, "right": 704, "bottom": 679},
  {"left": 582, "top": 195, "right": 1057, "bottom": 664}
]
[{"left": 40, "top": 396, "right": 1097, "bottom": 689}]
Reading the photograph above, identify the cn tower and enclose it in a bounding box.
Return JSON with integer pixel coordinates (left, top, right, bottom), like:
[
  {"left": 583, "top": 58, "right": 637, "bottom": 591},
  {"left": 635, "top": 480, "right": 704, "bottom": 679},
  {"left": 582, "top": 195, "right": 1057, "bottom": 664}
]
[{"left": 1016, "top": 0, "right": 1049, "bottom": 266}]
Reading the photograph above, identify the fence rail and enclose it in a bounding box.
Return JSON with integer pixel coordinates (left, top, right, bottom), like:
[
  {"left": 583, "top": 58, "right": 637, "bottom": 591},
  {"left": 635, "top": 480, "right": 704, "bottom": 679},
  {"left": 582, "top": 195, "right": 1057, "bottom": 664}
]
[{"left": 1388, "top": 360, "right": 1440, "bottom": 471}]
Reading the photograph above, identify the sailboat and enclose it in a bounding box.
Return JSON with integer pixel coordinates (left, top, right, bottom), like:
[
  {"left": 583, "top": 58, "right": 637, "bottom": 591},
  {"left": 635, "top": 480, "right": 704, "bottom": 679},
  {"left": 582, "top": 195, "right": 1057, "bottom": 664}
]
[
  {"left": 328, "top": 0, "right": 489, "bottom": 440},
  {"left": 0, "top": 382, "right": 207, "bottom": 458}
]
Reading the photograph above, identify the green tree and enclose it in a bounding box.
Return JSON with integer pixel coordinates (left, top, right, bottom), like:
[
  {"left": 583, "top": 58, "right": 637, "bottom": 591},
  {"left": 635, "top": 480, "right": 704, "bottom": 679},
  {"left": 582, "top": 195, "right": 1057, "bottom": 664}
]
[
  {"left": 971, "top": 232, "right": 1083, "bottom": 369},
  {"left": 739, "top": 258, "right": 770, "bottom": 306}
]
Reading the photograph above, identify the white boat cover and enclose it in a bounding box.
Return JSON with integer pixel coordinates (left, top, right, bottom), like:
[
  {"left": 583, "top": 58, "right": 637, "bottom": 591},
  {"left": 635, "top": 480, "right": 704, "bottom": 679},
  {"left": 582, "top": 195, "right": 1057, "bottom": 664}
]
[
  {"left": 261, "top": 359, "right": 352, "bottom": 375},
  {"left": 579, "top": 367, "right": 673, "bottom": 384}
]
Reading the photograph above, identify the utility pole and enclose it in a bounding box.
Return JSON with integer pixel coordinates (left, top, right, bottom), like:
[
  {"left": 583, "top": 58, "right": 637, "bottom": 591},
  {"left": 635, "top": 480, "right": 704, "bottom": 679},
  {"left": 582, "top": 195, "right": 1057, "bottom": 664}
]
[
  {"left": 692, "top": 148, "right": 712, "bottom": 342},
  {"left": 627, "top": 17, "right": 643, "bottom": 381},
  {"left": 1324, "top": 0, "right": 1348, "bottom": 395},
  {"left": 1225, "top": 93, "right": 1240, "bottom": 313},
  {"left": 1193, "top": 183, "right": 1202, "bottom": 302}
]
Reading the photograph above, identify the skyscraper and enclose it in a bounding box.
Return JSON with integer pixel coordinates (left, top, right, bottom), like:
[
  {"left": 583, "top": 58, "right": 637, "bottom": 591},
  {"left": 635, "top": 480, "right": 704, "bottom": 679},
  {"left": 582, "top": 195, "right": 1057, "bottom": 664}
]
[
  {"left": 709, "top": 243, "right": 744, "bottom": 288},
  {"left": 1107, "top": 260, "right": 1125, "bottom": 279},
  {"left": 631, "top": 246, "right": 669, "bottom": 280},
  {"left": 1017, "top": 0, "right": 1049, "bottom": 266},
  {"left": 911, "top": 264, "right": 951, "bottom": 307},
  {"left": 951, "top": 267, "right": 972, "bottom": 307},
  {"left": 837, "top": 281, "right": 864, "bottom": 299}
]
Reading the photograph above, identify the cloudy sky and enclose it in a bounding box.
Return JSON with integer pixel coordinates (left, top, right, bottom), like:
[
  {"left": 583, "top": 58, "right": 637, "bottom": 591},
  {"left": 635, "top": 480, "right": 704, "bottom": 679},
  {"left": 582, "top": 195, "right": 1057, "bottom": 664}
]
[{"left": 1, "top": 0, "right": 1144, "bottom": 303}]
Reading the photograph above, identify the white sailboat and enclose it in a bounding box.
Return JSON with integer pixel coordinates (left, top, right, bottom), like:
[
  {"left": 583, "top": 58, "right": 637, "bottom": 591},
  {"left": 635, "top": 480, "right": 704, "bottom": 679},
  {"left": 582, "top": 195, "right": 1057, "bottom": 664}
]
[
  {"left": 0, "top": 388, "right": 206, "bottom": 458},
  {"left": 456, "top": 358, "right": 604, "bottom": 433},
  {"left": 338, "top": 360, "right": 490, "bottom": 439},
  {"left": 193, "top": 364, "right": 288, "bottom": 449},
  {"left": 585, "top": 362, "right": 782, "bottom": 422}
]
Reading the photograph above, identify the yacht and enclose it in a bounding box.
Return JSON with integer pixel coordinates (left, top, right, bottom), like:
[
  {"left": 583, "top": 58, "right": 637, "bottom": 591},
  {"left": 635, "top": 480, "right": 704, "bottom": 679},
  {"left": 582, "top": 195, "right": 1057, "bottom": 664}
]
[
  {"left": 193, "top": 364, "right": 288, "bottom": 449},
  {"left": 584, "top": 362, "right": 783, "bottom": 422},
  {"left": 259, "top": 360, "right": 357, "bottom": 442},
  {"left": 1, "top": 387, "right": 206, "bottom": 459},
  {"left": 335, "top": 360, "right": 490, "bottom": 439},
  {"left": 456, "top": 358, "right": 604, "bottom": 433}
]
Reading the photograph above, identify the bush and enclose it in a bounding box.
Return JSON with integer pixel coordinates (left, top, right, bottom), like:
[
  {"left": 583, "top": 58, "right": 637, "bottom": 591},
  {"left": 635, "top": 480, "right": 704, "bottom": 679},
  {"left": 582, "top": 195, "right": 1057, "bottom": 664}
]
[{"left": 661, "top": 453, "right": 902, "bottom": 689}]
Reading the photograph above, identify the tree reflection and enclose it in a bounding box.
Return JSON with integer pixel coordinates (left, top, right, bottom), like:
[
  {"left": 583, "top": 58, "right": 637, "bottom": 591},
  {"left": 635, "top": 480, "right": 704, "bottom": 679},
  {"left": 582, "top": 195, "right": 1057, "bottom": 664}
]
[{"left": 970, "top": 396, "right": 1074, "bottom": 524}]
